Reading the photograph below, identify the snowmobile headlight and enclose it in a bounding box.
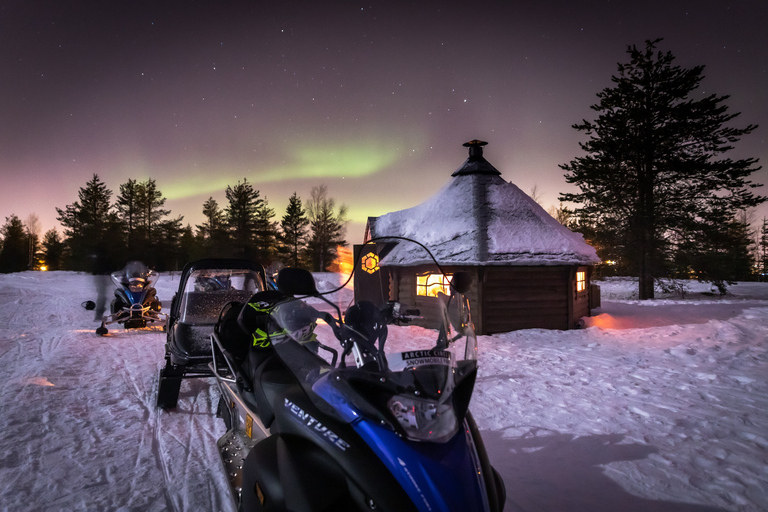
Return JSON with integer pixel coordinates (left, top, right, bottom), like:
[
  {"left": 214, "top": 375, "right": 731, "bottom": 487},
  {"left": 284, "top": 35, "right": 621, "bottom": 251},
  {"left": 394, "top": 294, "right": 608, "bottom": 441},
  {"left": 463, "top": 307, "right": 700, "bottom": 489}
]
[
  {"left": 128, "top": 278, "right": 145, "bottom": 293},
  {"left": 387, "top": 394, "right": 458, "bottom": 443}
]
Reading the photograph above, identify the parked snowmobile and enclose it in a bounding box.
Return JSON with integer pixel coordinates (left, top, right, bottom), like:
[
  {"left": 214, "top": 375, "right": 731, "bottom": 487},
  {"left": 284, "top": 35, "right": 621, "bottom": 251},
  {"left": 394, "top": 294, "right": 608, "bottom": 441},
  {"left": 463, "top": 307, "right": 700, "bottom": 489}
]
[
  {"left": 157, "top": 259, "right": 266, "bottom": 409},
  {"left": 211, "top": 238, "right": 506, "bottom": 512},
  {"left": 96, "top": 261, "right": 166, "bottom": 336}
]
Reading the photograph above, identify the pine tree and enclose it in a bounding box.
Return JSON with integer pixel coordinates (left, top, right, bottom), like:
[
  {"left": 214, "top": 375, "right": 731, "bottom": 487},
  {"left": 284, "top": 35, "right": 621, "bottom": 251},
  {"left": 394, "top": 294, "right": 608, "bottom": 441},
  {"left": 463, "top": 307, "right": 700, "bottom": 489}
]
[
  {"left": 0, "top": 215, "right": 28, "bottom": 273},
  {"left": 278, "top": 192, "right": 310, "bottom": 268},
  {"left": 759, "top": 217, "right": 768, "bottom": 281},
  {"left": 114, "top": 178, "right": 172, "bottom": 265},
  {"left": 179, "top": 224, "right": 202, "bottom": 266},
  {"left": 42, "top": 228, "right": 65, "bottom": 271},
  {"left": 560, "top": 39, "right": 764, "bottom": 299},
  {"left": 224, "top": 178, "right": 262, "bottom": 259},
  {"left": 254, "top": 196, "right": 278, "bottom": 264},
  {"left": 154, "top": 216, "right": 185, "bottom": 270},
  {"left": 198, "top": 197, "right": 225, "bottom": 239},
  {"left": 306, "top": 185, "right": 348, "bottom": 272},
  {"left": 56, "top": 174, "right": 123, "bottom": 271},
  {"left": 115, "top": 178, "right": 141, "bottom": 254},
  {"left": 197, "top": 197, "right": 229, "bottom": 257},
  {"left": 673, "top": 212, "right": 755, "bottom": 292},
  {"left": 136, "top": 179, "right": 171, "bottom": 242}
]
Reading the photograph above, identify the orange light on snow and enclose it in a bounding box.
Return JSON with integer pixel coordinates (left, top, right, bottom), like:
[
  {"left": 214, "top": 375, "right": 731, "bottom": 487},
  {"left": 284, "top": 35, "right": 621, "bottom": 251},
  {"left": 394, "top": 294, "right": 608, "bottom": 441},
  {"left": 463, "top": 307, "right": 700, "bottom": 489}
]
[{"left": 330, "top": 245, "right": 354, "bottom": 275}]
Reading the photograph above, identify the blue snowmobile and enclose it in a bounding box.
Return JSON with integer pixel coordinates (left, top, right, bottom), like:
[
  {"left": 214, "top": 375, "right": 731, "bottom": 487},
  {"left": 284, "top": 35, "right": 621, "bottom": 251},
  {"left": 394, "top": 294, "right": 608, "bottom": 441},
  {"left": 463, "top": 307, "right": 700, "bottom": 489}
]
[
  {"left": 96, "top": 261, "right": 166, "bottom": 336},
  {"left": 211, "top": 238, "right": 506, "bottom": 511}
]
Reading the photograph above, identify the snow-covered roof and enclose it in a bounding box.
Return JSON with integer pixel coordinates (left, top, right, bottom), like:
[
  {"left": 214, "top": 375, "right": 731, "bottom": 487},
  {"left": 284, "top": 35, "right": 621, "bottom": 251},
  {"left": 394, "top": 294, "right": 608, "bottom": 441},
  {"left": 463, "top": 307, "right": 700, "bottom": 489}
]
[{"left": 368, "top": 141, "right": 600, "bottom": 267}]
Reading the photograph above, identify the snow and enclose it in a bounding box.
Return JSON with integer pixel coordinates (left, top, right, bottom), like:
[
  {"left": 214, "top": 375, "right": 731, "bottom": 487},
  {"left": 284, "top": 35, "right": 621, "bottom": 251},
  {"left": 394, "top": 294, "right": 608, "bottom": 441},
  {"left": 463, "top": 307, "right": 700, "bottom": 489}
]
[
  {"left": 1, "top": 271, "right": 767, "bottom": 511},
  {"left": 485, "top": 178, "right": 599, "bottom": 266},
  {"left": 370, "top": 174, "right": 600, "bottom": 266}
]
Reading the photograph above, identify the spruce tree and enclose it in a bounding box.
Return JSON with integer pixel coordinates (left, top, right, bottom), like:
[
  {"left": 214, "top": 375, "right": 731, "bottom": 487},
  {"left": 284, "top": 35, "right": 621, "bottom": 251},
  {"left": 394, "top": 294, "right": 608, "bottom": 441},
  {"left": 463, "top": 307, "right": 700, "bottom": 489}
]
[
  {"left": 199, "top": 197, "right": 225, "bottom": 239},
  {"left": 42, "top": 228, "right": 65, "bottom": 271},
  {"left": 136, "top": 179, "right": 171, "bottom": 246},
  {"left": 197, "top": 197, "right": 229, "bottom": 257},
  {"left": 56, "top": 174, "right": 123, "bottom": 271},
  {"left": 759, "top": 218, "right": 768, "bottom": 281},
  {"left": 673, "top": 212, "right": 755, "bottom": 292},
  {"left": 254, "top": 196, "right": 278, "bottom": 264},
  {"left": 561, "top": 39, "right": 764, "bottom": 299},
  {"left": 179, "top": 224, "right": 201, "bottom": 266},
  {"left": 224, "top": 178, "right": 262, "bottom": 259},
  {"left": 0, "top": 215, "right": 28, "bottom": 273},
  {"left": 278, "top": 192, "right": 310, "bottom": 268},
  {"left": 154, "top": 216, "right": 185, "bottom": 270},
  {"left": 115, "top": 178, "right": 141, "bottom": 254}
]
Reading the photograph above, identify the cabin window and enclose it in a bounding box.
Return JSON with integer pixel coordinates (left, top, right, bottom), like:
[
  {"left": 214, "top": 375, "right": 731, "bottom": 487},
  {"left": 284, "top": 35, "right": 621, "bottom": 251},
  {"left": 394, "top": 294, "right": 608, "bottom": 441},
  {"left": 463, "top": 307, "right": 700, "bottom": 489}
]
[
  {"left": 416, "top": 273, "right": 452, "bottom": 297},
  {"left": 576, "top": 271, "right": 586, "bottom": 292}
]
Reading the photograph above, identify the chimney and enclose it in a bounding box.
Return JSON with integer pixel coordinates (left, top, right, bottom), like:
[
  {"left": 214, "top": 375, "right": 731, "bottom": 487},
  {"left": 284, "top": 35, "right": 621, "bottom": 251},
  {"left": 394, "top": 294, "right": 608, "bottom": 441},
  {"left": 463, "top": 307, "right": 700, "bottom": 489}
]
[{"left": 452, "top": 139, "right": 501, "bottom": 176}]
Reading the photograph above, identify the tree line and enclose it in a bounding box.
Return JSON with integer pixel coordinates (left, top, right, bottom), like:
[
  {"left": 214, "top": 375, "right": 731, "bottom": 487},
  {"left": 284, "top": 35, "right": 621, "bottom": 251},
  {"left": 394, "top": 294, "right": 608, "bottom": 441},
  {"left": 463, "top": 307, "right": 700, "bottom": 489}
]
[
  {"left": 0, "top": 176, "right": 347, "bottom": 273},
  {"left": 2, "top": 39, "right": 766, "bottom": 299}
]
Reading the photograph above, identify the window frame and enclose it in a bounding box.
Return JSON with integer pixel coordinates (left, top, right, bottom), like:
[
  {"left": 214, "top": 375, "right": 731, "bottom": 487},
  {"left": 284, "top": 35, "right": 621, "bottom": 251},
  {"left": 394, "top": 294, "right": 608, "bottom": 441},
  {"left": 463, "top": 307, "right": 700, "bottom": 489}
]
[
  {"left": 416, "top": 272, "right": 452, "bottom": 298},
  {"left": 575, "top": 269, "right": 587, "bottom": 294}
]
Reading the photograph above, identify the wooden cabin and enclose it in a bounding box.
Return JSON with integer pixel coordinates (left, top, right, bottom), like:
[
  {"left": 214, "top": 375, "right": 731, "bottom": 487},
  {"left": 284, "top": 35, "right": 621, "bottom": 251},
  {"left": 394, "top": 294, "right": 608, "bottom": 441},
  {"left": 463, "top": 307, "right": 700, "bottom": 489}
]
[{"left": 354, "top": 140, "right": 601, "bottom": 335}]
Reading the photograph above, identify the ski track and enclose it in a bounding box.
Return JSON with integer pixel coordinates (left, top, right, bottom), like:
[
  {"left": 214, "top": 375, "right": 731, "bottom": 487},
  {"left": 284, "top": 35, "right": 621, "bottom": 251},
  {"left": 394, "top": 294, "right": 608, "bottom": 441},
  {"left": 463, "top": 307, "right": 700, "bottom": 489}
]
[
  {"left": 0, "top": 272, "right": 232, "bottom": 512},
  {"left": 1, "top": 271, "right": 767, "bottom": 511}
]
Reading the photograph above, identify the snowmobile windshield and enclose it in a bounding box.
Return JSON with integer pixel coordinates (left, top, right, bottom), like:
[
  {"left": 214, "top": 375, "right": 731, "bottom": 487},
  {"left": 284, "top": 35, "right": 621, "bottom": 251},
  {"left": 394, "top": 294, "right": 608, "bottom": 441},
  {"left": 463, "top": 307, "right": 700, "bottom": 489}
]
[
  {"left": 111, "top": 261, "right": 157, "bottom": 293},
  {"left": 179, "top": 268, "right": 263, "bottom": 325},
  {"left": 268, "top": 239, "right": 479, "bottom": 443}
]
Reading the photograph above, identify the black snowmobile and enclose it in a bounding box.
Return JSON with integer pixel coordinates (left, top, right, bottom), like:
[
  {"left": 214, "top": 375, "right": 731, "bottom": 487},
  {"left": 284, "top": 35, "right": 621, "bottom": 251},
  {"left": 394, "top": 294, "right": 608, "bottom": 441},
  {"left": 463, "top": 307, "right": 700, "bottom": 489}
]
[
  {"left": 210, "top": 238, "right": 506, "bottom": 512},
  {"left": 156, "top": 259, "right": 266, "bottom": 409},
  {"left": 96, "top": 261, "right": 166, "bottom": 336}
]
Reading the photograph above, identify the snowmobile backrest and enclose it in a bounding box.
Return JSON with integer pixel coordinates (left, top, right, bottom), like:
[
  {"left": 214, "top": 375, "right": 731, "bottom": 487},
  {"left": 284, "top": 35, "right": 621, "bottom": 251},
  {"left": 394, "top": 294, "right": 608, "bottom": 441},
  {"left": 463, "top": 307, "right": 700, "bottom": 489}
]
[
  {"left": 215, "top": 300, "right": 251, "bottom": 361},
  {"left": 180, "top": 290, "right": 254, "bottom": 325},
  {"left": 276, "top": 268, "right": 318, "bottom": 297},
  {"left": 237, "top": 290, "right": 287, "bottom": 336},
  {"left": 450, "top": 271, "right": 473, "bottom": 295}
]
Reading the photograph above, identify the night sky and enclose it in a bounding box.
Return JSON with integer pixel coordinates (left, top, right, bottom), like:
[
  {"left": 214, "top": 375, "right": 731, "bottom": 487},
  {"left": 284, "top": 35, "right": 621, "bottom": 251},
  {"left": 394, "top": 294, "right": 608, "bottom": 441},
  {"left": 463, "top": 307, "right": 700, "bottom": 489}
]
[{"left": 2, "top": 0, "right": 767, "bottom": 242}]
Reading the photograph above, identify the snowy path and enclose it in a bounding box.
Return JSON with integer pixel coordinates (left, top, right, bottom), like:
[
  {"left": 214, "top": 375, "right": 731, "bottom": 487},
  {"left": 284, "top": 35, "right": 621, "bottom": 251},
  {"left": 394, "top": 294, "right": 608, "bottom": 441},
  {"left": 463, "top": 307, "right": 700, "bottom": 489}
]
[
  {"left": 0, "top": 273, "right": 232, "bottom": 511},
  {"left": 0, "top": 272, "right": 767, "bottom": 511}
]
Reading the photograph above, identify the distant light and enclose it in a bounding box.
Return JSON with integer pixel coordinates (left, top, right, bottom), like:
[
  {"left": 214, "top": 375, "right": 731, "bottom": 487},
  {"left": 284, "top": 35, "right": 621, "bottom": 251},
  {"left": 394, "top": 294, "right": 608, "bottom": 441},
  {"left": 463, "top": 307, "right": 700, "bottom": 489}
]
[{"left": 40, "top": 266, "right": 48, "bottom": 271}]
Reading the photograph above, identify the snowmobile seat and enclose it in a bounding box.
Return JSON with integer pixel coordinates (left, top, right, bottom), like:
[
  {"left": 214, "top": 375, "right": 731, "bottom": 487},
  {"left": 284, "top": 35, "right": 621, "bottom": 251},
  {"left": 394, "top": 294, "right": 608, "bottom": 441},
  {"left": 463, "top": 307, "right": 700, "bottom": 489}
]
[
  {"left": 237, "top": 352, "right": 294, "bottom": 429},
  {"left": 170, "top": 322, "right": 215, "bottom": 359}
]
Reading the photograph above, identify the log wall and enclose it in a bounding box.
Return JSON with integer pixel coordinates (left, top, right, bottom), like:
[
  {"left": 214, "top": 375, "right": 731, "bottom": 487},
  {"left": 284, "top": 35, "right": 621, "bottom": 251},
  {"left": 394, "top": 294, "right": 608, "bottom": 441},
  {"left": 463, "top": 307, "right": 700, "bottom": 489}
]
[{"left": 386, "top": 264, "right": 593, "bottom": 335}]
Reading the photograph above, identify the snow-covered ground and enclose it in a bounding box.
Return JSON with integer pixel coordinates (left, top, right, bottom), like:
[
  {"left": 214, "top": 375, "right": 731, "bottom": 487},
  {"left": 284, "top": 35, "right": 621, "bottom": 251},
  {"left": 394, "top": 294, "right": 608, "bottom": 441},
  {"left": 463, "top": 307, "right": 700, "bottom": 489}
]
[{"left": 0, "top": 272, "right": 766, "bottom": 511}]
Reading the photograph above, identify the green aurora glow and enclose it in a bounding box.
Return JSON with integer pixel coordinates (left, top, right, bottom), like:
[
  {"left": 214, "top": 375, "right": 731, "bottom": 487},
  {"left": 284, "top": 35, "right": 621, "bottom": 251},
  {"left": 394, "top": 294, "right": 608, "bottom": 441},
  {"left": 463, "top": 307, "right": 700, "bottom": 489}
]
[{"left": 162, "top": 140, "right": 403, "bottom": 201}]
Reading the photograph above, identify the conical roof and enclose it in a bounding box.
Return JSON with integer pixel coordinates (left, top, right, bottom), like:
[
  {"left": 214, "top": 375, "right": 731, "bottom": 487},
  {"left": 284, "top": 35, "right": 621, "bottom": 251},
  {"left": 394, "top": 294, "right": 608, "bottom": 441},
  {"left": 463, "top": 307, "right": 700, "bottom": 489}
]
[{"left": 367, "top": 141, "right": 600, "bottom": 266}]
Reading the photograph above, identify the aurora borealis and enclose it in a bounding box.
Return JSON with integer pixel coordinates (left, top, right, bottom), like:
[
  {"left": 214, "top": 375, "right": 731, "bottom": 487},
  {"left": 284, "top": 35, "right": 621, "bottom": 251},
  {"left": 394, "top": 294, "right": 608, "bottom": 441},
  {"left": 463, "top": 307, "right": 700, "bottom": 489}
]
[{"left": 2, "top": 1, "right": 766, "bottom": 240}]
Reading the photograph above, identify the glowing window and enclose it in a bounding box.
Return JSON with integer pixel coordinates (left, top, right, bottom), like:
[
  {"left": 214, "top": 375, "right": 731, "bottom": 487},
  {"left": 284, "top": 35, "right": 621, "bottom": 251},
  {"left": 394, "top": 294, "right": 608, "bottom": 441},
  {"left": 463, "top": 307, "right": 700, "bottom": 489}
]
[
  {"left": 416, "top": 273, "right": 452, "bottom": 297},
  {"left": 576, "top": 271, "right": 586, "bottom": 292}
]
